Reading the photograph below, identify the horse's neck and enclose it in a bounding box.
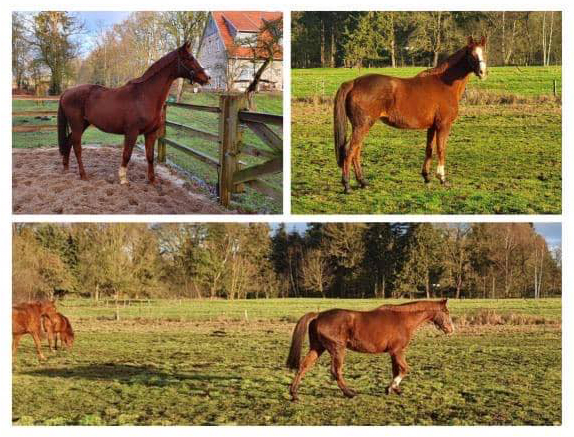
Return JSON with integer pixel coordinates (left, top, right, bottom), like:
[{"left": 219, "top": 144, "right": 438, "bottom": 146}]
[
  {"left": 440, "top": 61, "right": 472, "bottom": 100},
  {"left": 134, "top": 64, "right": 178, "bottom": 109},
  {"left": 405, "top": 310, "right": 434, "bottom": 332}
]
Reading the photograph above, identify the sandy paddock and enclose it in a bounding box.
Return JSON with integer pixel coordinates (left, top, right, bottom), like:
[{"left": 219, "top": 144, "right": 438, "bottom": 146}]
[{"left": 13, "top": 146, "right": 228, "bottom": 214}]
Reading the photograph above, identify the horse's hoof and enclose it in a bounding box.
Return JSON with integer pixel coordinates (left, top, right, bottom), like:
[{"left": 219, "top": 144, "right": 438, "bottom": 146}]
[
  {"left": 359, "top": 181, "right": 368, "bottom": 189},
  {"left": 344, "top": 389, "right": 357, "bottom": 398},
  {"left": 120, "top": 180, "right": 129, "bottom": 186},
  {"left": 343, "top": 187, "right": 351, "bottom": 194},
  {"left": 80, "top": 175, "right": 88, "bottom": 181}
]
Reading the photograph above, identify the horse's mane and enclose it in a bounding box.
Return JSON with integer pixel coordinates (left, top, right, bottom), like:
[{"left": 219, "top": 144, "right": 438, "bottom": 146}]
[
  {"left": 375, "top": 300, "right": 444, "bottom": 312},
  {"left": 128, "top": 50, "right": 178, "bottom": 84},
  {"left": 416, "top": 46, "right": 468, "bottom": 78}
]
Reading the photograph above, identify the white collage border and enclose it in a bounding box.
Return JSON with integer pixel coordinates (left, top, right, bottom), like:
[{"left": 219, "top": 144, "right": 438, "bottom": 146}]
[{"left": 0, "top": 0, "right": 570, "bottom": 435}]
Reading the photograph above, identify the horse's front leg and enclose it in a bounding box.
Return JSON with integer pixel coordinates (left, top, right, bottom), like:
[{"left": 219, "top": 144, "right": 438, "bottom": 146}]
[
  {"left": 387, "top": 350, "right": 408, "bottom": 395},
  {"left": 119, "top": 130, "right": 139, "bottom": 185},
  {"left": 144, "top": 131, "right": 158, "bottom": 184},
  {"left": 422, "top": 127, "right": 436, "bottom": 183},
  {"left": 435, "top": 123, "right": 452, "bottom": 185}
]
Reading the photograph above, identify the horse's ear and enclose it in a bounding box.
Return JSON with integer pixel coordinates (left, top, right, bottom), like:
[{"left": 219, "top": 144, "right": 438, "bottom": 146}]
[
  {"left": 442, "top": 298, "right": 448, "bottom": 306},
  {"left": 467, "top": 36, "right": 474, "bottom": 46}
]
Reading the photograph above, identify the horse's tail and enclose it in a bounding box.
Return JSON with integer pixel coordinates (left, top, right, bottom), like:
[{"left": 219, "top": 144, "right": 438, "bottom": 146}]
[
  {"left": 57, "top": 99, "right": 71, "bottom": 157},
  {"left": 286, "top": 312, "right": 319, "bottom": 370},
  {"left": 333, "top": 80, "right": 354, "bottom": 168}
]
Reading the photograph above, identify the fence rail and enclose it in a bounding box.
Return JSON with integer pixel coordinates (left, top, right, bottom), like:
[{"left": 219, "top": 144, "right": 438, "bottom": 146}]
[
  {"left": 12, "top": 97, "right": 59, "bottom": 133},
  {"left": 158, "top": 93, "right": 283, "bottom": 208}
]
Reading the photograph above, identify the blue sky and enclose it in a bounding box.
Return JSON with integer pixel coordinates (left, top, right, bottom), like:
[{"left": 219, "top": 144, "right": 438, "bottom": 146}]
[{"left": 74, "top": 11, "right": 132, "bottom": 52}]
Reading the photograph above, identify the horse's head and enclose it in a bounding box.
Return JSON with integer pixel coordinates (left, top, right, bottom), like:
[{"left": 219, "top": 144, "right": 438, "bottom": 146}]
[
  {"left": 63, "top": 330, "right": 75, "bottom": 349},
  {"left": 432, "top": 299, "right": 455, "bottom": 335},
  {"left": 466, "top": 36, "right": 487, "bottom": 80},
  {"left": 177, "top": 42, "right": 210, "bottom": 85}
]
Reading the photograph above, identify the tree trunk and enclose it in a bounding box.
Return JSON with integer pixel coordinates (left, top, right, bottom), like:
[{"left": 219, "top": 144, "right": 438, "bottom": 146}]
[
  {"left": 176, "top": 78, "right": 185, "bottom": 103},
  {"left": 320, "top": 18, "right": 325, "bottom": 67}
]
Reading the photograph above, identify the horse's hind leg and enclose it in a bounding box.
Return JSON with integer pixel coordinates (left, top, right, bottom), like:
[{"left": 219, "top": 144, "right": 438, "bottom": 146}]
[
  {"left": 421, "top": 127, "right": 436, "bottom": 183},
  {"left": 290, "top": 345, "right": 324, "bottom": 401},
  {"left": 119, "top": 130, "right": 139, "bottom": 185},
  {"left": 330, "top": 347, "right": 357, "bottom": 398},
  {"left": 71, "top": 130, "right": 88, "bottom": 180},
  {"left": 387, "top": 350, "right": 408, "bottom": 395},
  {"left": 343, "top": 122, "right": 371, "bottom": 193},
  {"left": 144, "top": 131, "right": 158, "bottom": 184}
]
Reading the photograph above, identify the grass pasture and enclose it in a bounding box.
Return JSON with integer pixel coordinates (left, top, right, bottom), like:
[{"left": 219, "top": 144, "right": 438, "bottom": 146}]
[
  {"left": 291, "top": 66, "right": 561, "bottom": 214},
  {"left": 12, "top": 91, "right": 283, "bottom": 214},
  {"left": 13, "top": 298, "right": 561, "bottom": 425}
]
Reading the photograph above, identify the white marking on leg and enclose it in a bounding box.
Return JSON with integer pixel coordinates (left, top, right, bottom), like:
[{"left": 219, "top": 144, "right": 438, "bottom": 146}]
[
  {"left": 119, "top": 166, "right": 128, "bottom": 185},
  {"left": 392, "top": 375, "right": 403, "bottom": 387},
  {"left": 436, "top": 165, "right": 445, "bottom": 179}
]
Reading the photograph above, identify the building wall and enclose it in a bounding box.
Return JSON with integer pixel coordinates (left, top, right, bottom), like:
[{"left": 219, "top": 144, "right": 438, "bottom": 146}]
[{"left": 198, "top": 15, "right": 283, "bottom": 92}]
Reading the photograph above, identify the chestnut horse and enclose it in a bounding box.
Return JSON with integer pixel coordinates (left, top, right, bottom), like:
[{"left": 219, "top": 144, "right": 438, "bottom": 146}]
[
  {"left": 12, "top": 300, "right": 58, "bottom": 361},
  {"left": 286, "top": 299, "right": 454, "bottom": 401},
  {"left": 42, "top": 312, "right": 74, "bottom": 351},
  {"left": 58, "top": 42, "right": 210, "bottom": 185},
  {"left": 334, "top": 37, "right": 487, "bottom": 193}
]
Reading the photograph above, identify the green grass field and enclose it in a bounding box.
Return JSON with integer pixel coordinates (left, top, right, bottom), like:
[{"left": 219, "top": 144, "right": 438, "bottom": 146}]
[
  {"left": 13, "top": 298, "right": 561, "bottom": 425},
  {"left": 12, "top": 91, "right": 283, "bottom": 214},
  {"left": 291, "top": 66, "right": 561, "bottom": 214}
]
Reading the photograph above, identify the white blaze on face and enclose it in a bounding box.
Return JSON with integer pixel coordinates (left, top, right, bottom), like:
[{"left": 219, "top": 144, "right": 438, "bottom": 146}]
[
  {"left": 119, "top": 166, "right": 128, "bottom": 185},
  {"left": 473, "top": 46, "right": 487, "bottom": 77}
]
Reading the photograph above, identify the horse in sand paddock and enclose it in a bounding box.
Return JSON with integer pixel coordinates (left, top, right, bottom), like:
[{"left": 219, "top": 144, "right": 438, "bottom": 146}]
[
  {"left": 286, "top": 299, "right": 454, "bottom": 401},
  {"left": 58, "top": 42, "right": 210, "bottom": 185},
  {"left": 334, "top": 37, "right": 487, "bottom": 193},
  {"left": 43, "top": 312, "right": 74, "bottom": 351},
  {"left": 12, "top": 300, "right": 58, "bottom": 361}
]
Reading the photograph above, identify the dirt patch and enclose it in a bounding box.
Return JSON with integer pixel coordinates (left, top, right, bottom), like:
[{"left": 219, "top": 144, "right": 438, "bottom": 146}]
[{"left": 13, "top": 146, "right": 230, "bottom": 214}]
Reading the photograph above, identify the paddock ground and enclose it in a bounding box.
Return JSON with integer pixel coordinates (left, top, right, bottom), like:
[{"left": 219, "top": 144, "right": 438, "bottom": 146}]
[
  {"left": 12, "top": 298, "right": 561, "bottom": 425},
  {"left": 12, "top": 146, "right": 227, "bottom": 214}
]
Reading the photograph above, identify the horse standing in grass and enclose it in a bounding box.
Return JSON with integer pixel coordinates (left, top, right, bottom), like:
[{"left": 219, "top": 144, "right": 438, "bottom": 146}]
[
  {"left": 12, "top": 300, "right": 58, "bottom": 361},
  {"left": 57, "top": 42, "right": 210, "bottom": 185},
  {"left": 43, "top": 312, "right": 74, "bottom": 351},
  {"left": 286, "top": 299, "right": 454, "bottom": 401},
  {"left": 334, "top": 37, "right": 487, "bottom": 193}
]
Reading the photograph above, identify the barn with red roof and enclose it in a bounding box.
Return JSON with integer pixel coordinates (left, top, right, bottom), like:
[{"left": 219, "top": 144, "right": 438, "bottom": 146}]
[{"left": 198, "top": 11, "right": 283, "bottom": 91}]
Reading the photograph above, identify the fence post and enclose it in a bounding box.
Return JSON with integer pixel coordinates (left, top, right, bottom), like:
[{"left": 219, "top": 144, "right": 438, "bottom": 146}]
[
  {"left": 218, "top": 94, "right": 244, "bottom": 206},
  {"left": 553, "top": 80, "right": 557, "bottom": 97},
  {"left": 157, "top": 103, "right": 167, "bottom": 163}
]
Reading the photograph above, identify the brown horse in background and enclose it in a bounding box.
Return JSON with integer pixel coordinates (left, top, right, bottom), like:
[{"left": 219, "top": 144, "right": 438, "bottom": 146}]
[
  {"left": 12, "top": 300, "right": 58, "bottom": 361},
  {"left": 286, "top": 299, "right": 454, "bottom": 401},
  {"left": 58, "top": 42, "right": 210, "bottom": 185},
  {"left": 334, "top": 37, "right": 487, "bottom": 193},
  {"left": 43, "top": 312, "right": 74, "bottom": 351}
]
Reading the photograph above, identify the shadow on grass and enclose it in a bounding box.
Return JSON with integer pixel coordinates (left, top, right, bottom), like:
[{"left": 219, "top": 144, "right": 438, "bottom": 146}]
[{"left": 21, "top": 362, "right": 246, "bottom": 388}]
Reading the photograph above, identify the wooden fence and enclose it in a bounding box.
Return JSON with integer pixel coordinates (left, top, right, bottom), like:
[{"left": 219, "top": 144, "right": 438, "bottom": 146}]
[
  {"left": 157, "top": 93, "right": 283, "bottom": 207},
  {"left": 12, "top": 96, "right": 59, "bottom": 132}
]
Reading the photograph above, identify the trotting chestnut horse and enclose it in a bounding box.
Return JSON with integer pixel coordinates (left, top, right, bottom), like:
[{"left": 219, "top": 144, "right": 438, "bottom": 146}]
[
  {"left": 42, "top": 312, "right": 74, "bottom": 351},
  {"left": 57, "top": 42, "right": 210, "bottom": 185},
  {"left": 286, "top": 299, "right": 454, "bottom": 401},
  {"left": 12, "top": 300, "right": 58, "bottom": 361},
  {"left": 334, "top": 37, "right": 487, "bottom": 193}
]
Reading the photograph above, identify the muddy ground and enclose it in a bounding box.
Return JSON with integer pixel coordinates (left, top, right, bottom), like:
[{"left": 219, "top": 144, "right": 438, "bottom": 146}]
[{"left": 12, "top": 146, "right": 229, "bottom": 214}]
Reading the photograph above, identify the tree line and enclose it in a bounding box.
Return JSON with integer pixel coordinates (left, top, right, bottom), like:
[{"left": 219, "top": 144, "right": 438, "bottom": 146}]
[
  {"left": 292, "top": 11, "right": 562, "bottom": 68},
  {"left": 12, "top": 11, "right": 207, "bottom": 97},
  {"left": 12, "top": 223, "right": 560, "bottom": 302}
]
